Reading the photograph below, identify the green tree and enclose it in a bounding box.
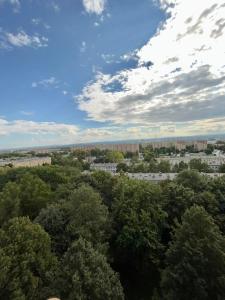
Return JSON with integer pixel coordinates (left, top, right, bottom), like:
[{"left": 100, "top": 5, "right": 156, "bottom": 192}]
[
  {"left": 19, "top": 174, "right": 52, "bottom": 219},
  {"left": 0, "top": 182, "right": 20, "bottom": 225},
  {"left": 158, "top": 160, "right": 171, "bottom": 173},
  {"left": 219, "top": 164, "right": 225, "bottom": 173},
  {"left": 189, "top": 158, "right": 210, "bottom": 173},
  {"left": 58, "top": 238, "right": 124, "bottom": 300},
  {"left": 162, "top": 182, "right": 195, "bottom": 226},
  {"left": 35, "top": 204, "right": 69, "bottom": 255},
  {"left": 161, "top": 206, "right": 225, "bottom": 300},
  {"left": 0, "top": 217, "right": 57, "bottom": 300},
  {"left": 173, "top": 161, "right": 188, "bottom": 172},
  {"left": 106, "top": 151, "right": 124, "bottom": 163},
  {"left": 143, "top": 150, "right": 155, "bottom": 162},
  {"left": 116, "top": 162, "right": 129, "bottom": 173},
  {"left": 112, "top": 176, "right": 166, "bottom": 299},
  {"left": 176, "top": 170, "right": 209, "bottom": 192},
  {"left": 65, "top": 185, "right": 110, "bottom": 253}
]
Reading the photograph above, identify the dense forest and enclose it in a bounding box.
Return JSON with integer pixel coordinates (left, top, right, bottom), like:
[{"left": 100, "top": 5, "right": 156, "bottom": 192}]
[{"left": 1, "top": 162, "right": 225, "bottom": 299}]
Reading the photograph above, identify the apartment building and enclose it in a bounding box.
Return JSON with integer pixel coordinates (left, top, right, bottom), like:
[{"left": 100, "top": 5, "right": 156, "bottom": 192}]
[
  {"left": 0, "top": 157, "right": 51, "bottom": 168},
  {"left": 157, "top": 155, "right": 225, "bottom": 171},
  {"left": 90, "top": 163, "right": 118, "bottom": 173},
  {"left": 142, "top": 140, "right": 207, "bottom": 151},
  {"left": 73, "top": 143, "right": 139, "bottom": 153}
]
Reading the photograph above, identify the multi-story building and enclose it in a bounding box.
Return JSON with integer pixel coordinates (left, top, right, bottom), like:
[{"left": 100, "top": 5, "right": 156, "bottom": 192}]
[
  {"left": 90, "top": 163, "right": 118, "bottom": 173},
  {"left": 0, "top": 157, "right": 51, "bottom": 168},
  {"left": 127, "top": 173, "right": 225, "bottom": 183},
  {"left": 157, "top": 155, "right": 225, "bottom": 171},
  {"left": 73, "top": 143, "right": 139, "bottom": 154},
  {"left": 142, "top": 140, "right": 207, "bottom": 151}
]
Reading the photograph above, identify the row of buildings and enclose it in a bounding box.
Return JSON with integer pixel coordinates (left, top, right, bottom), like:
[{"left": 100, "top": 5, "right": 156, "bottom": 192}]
[
  {"left": 157, "top": 155, "right": 225, "bottom": 172},
  {"left": 73, "top": 143, "right": 140, "bottom": 153},
  {"left": 142, "top": 140, "right": 208, "bottom": 151},
  {"left": 73, "top": 140, "right": 208, "bottom": 153},
  {"left": 85, "top": 169, "right": 225, "bottom": 183},
  {"left": 0, "top": 157, "right": 51, "bottom": 168}
]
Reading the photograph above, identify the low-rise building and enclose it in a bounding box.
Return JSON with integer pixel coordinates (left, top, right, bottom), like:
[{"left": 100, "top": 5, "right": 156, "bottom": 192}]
[
  {"left": 127, "top": 172, "right": 225, "bottom": 183},
  {"left": 90, "top": 163, "right": 118, "bottom": 173},
  {"left": 157, "top": 155, "right": 225, "bottom": 171}
]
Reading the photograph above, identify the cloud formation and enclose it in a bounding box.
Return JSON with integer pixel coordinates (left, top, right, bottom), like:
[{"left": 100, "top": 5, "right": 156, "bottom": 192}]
[
  {"left": 0, "top": 29, "right": 48, "bottom": 49},
  {"left": 82, "top": 0, "right": 106, "bottom": 15},
  {"left": 1, "top": 116, "right": 225, "bottom": 149},
  {"left": 32, "top": 77, "right": 59, "bottom": 88},
  {"left": 77, "top": 0, "right": 225, "bottom": 133}
]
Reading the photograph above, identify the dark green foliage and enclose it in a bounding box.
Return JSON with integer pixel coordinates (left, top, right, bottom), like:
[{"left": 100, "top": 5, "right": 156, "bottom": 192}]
[
  {"left": 0, "top": 217, "right": 58, "bottom": 300},
  {"left": 116, "top": 162, "right": 129, "bottom": 172},
  {"left": 162, "top": 182, "right": 195, "bottom": 225},
  {"left": 112, "top": 176, "right": 166, "bottom": 299},
  {"left": 161, "top": 206, "right": 225, "bottom": 300},
  {"left": 1, "top": 164, "right": 225, "bottom": 300},
  {"left": 19, "top": 174, "right": 52, "bottom": 219},
  {"left": 65, "top": 185, "right": 110, "bottom": 253},
  {"left": 189, "top": 158, "right": 211, "bottom": 172},
  {"left": 176, "top": 169, "right": 209, "bottom": 192},
  {"left": 0, "top": 182, "right": 21, "bottom": 225},
  {"left": 58, "top": 238, "right": 124, "bottom": 300},
  {"left": 35, "top": 204, "right": 69, "bottom": 255}
]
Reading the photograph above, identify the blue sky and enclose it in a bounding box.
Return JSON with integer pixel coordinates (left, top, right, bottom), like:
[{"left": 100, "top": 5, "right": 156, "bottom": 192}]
[{"left": 0, "top": 0, "right": 225, "bottom": 149}]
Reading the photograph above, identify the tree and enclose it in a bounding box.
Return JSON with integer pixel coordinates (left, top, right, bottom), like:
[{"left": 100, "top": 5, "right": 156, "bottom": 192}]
[
  {"left": 65, "top": 185, "right": 110, "bottom": 253},
  {"left": 35, "top": 204, "right": 69, "bottom": 255},
  {"left": 116, "top": 162, "right": 129, "bottom": 173},
  {"left": 176, "top": 170, "right": 209, "bottom": 192},
  {"left": 189, "top": 158, "right": 210, "bottom": 173},
  {"left": 173, "top": 161, "right": 188, "bottom": 172},
  {"left": 143, "top": 150, "right": 155, "bottom": 162},
  {"left": 161, "top": 206, "right": 225, "bottom": 300},
  {"left": 58, "top": 238, "right": 124, "bottom": 300},
  {"left": 219, "top": 164, "right": 225, "bottom": 173},
  {"left": 0, "top": 217, "right": 57, "bottom": 300},
  {"left": 112, "top": 176, "right": 166, "bottom": 299},
  {"left": 31, "top": 166, "right": 67, "bottom": 190},
  {"left": 158, "top": 160, "right": 171, "bottom": 173},
  {"left": 162, "top": 182, "right": 195, "bottom": 226},
  {"left": 0, "top": 182, "right": 20, "bottom": 225},
  {"left": 106, "top": 151, "right": 124, "bottom": 163},
  {"left": 19, "top": 174, "right": 52, "bottom": 219}
]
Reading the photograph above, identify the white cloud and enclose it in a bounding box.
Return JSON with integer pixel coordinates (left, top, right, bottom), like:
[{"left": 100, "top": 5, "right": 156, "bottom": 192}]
[
  {"left": 82, "top": 0, "right": 106, "bottom": 15},
  {"left": 51, "top": 1, "right": 60, "bottom": 12},
  {"left": 1, "top": 117, "right": 225, "bottom": 149},
  {"left": 32, "top": 77, "right": 59, "bottom": 88},
  {"left": 20, "top": 111, "right": 34, "bottom": 116},
  {"left": 80, "top": 41, "right": 87, "bottom": 53},
  {"left": 77, "top": 0, "right": 225, "bottom": 133},
  {"left": 0, "top": 119, "right": 78, "bottom": 136},
  {"left": 0, "top": 30, "right": 48, "bottom": 49},
  {"left": 31, "top": 18, "right": 51, "bottom": 30}
]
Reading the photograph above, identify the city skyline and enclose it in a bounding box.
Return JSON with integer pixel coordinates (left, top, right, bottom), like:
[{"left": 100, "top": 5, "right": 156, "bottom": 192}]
[{"left": 0, "top": 0, "right": 225, "bottom": 149}]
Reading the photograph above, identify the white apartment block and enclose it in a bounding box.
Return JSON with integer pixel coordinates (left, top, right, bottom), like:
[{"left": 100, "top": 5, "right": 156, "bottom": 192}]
[
  {"left": 90, "top": 163, "right": 118, "bottom": 173},
  {"left": 157, "top": 155, "right": 225, "bottom": 171}
]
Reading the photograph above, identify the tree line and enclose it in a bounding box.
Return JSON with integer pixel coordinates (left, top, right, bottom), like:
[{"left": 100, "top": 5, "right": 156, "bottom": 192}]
[{"left": 0, "top": 164, "right": 225, "bottom": 299}]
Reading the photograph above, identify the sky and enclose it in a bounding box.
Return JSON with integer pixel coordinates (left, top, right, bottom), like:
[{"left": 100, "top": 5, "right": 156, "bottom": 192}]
[{"left": 0, "top": 0, "right": 225, "bottom": 149}]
